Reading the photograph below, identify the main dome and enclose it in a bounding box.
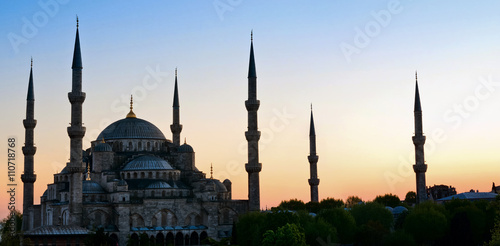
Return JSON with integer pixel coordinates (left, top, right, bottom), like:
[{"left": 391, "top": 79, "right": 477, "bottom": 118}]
[{"left": 97, "top": 117, "right": 166, "bottom": 140}]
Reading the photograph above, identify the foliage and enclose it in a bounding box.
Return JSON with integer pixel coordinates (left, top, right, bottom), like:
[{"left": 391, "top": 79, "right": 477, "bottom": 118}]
[
  {"left": 236, "top": 212, "right": 267, "bottom": 246},
  {"left": 444, "top": 199, "right": 488, "bottom": 245},
  {"left": 262, "top": 223, "right": 306, "bottom": 246},
  {"left": 487, "top": 215, "right": 500, "bottom": 246},
  {"left": 350, "top": 202, "right": 393, "bottom": 245},
  {"left": 346, "top": 196, "right": 363, "bottom": 208},
  {"left": 374, "top": 193, "right": 402, "bottom": 208},
  {"left": 403, "top": 202, "right": 448, "bottom": 244},
  {"left": 319, "top": 197, "right": 344, "bottom": 209},
  {"left": 318, "top": 208, "right": 356, "bottom": 244},
  {"left": 278, "top": 199, "right": 306, "bottom": 211},
  {"left": 84, "top": 227, "right": 117, "bottom": 246},
  {"left": 0, "top": 210, "right": 30, "bottom": 246},
  {"left": 297, "top": 211, "right": 337, "bottom": 245},
  {"left": 404, "top": 191, "right": 417, "bottom": 205},
  {"left": 382, "top": 230, "right": 417, "bottom": 246}
]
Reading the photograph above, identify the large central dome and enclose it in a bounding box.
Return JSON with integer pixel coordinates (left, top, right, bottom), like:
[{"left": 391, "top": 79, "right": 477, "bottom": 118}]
[{"left": 97, "top": 117, "right": 166, "bottom": 140}]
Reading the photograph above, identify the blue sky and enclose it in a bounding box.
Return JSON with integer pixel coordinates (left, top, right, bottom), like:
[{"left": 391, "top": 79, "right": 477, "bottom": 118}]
[{"left": 2, "top": 1, "right": 500, "bottom": 217}]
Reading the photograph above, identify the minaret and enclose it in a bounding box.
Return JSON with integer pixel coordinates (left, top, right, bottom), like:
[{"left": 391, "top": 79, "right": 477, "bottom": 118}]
[
  {"left": 412, "top": 72, "right": 427, "bottom": 204},
  {"left": 308, "top": 106, "right": 320, "bottom": 203},
  {"left": 170, "top": 68, "right": 182, "bottom": 146},
  {"left": 245, "top": 31, "right": 262, "bottom": 211},
  {"left": 67, "top": 18, "right": 86, "bottom": 225},
  {"left": 21, "top": 58, "right": 37, "bottom": 231}
]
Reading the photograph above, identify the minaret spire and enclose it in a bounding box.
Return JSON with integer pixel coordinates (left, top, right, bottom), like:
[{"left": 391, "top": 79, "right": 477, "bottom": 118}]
[
  {"left": 308, "top": 105, "right": 319, "bottom": 203},
  {"left": 22, "top": 58, "right": 37, "bottom": 231},
  {"left": 67, "top": 19, "right": 86, "bottom": 225},
  {"left": 171, "top": 68, "right": 182, "bottom": 146},
  {"left": 412, "top": 72, "right": 427, "bottom": 204},
  {"left": 245, "top": 32, "right": 262, "bottom": 211}
]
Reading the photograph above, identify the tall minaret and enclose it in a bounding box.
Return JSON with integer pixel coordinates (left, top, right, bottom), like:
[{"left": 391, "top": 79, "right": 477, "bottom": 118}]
[
  {"left": 170, "top": 68, "right": 182, "bottom": 146},
  {"left": 245, "top": 31, "right": 262, "bottom": 211},
  {"left": 67, "top": 18, "right": 86, "bottom": 225},
  {"left": 21, "top": 58, "right": 37, "bottom": 231},
  {"left": 412, "top": 72, "right": 427, "bottom": 204},
  {"left": 308, "top": 106, "right": 320, "bottom": 203}
]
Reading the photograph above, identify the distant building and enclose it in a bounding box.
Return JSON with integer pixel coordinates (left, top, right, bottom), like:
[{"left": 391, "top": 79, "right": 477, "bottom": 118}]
[
  {"left": 427, "top": 184, "right": 457, "bottom": 200},
  {"left": 436, "top": 191, "right": 498, "bottom": 204}
]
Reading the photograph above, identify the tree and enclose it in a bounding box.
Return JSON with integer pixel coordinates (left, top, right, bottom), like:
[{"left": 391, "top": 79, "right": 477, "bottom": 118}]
[
  {"left": 319, "top": 197, "right": 344, "bottom": 210},
  {"left": 346, "top": 196, "right": 363, "bottom": 208},
  {"left": 84, "top": 227, "right": 117, "bottom": 246},
  {"left": 0, "top": 210, "right": 30, "bottom": 246},
  {"left": 404, "top": 191, "right": 416, "bottom": 205},
  {"left": 262, "top": 223, "right": 306, "bottom": 246},
  {"left": 350, "top": 202, "right": 393, "bottom": 245},
  {"left": 318, "top": 208, "right": 356, "bottom": 244},
  {"left": 383, "top": 230, "right": 417, "bottom": 246},
  {"left": 236, "top": 212, "right": 267, "bottom": 246},
  {"left": 278, "top": 199, "right": 306, "bottom": 211},
  {"left": 297, "top": 211, "right": 337, "bottom": 245},
  {"left": 374, "top": 193, "right": 401, "bottom": 208},
  {"left": 403, "top": 202, "right": 448, "bottom": 244}
]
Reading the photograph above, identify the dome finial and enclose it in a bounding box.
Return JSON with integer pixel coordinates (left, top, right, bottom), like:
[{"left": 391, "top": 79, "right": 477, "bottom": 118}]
[
  {"left": 415, "top": 70, "right": 418, "bottom": 82},
  {"left": 126, "top": 95, "right": 136, "bottom": 118},
  {"left": 101, "top": 137, "right": 105, "bottom": 143},
  {"left": 31, "top": 57, "right": 33, "bottom": 67},
  {"left": 76, "top": 15, "right": 79, "bottom": 28},
  {"left": 86, "top": 167, "right": 91, "bottom": 181},
  {"left": 210, "top": 163, "right": 213, "bottom": 179},
  {"left": 184, "top": 137, "right": 186, "bottom": 144},
  {"left": 251, "top": 29, "right": 253, "bottom": 42}
]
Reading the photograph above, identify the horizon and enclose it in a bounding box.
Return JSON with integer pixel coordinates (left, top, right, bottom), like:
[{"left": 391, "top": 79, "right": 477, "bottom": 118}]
[{"left": 2, "top": 1, "right": 500, "bottom": 220}]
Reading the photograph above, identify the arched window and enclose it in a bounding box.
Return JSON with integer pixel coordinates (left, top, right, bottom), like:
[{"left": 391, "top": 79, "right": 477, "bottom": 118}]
[
  {"left": 128, "top": 142, "right": 133, "bottom": 151},
  {"left": 138, "top": 141, "right": 142, "bottom": 150},
  {"left": 147, "top": 142, "right": 151, "bottom": 151}
]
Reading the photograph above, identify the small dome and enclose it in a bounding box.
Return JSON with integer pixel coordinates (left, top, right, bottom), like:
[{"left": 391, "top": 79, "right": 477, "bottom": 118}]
[
  {"left": 122, "top": 155, "right": 173, "bottom": 171},
  {"left": 118, "top": 179, "right": 128, "bottom": 186},
  {"left": 97, "top": 117, "right": 166, "bottom": 140},
  {"left": 94, "top": 142, "right": 112, "bottom": 152},
  {"left": 42, "top": 189, "right": 48, "bottom": 197},
  {"left": 82, "top": 180, "right": 106, "bottom": 194},
  {"left": 223, "top": 179, "right": 232, "bottom": 184},
  {"left": 60, "top": 166, "right": 69, "bottom": 174},
  {"left": 178, "top": 143, "right": 194, "bottom": 153},
  {"left": 146, "top": 181, "right": 172, "bottom": 189},
  {"left": 392, "top": 206, "right": 408, "bottom": 214}
]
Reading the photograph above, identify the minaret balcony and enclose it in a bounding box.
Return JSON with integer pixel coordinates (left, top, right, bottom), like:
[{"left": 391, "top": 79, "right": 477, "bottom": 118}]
[
  {"left": 413, "top": 164, "right": 427, "bottom": 173},
  {"left": 21, "top": 173, "right": 37, "bottom": 183},
  {"left": 170, "top": 124, "right": 183, "bottom": 133},
  {"left": 245, "top": 163, "right": 262, "bottom": 173},
  {"left": 67, "top": 125, "right": 86, "bottom": 138},
  {"left": 245, "top": 99, "right": 260, "bottom": 111},
  {"left": 245, "top": 131, "right": 261, "bottom": 141},
  {"left": 66, "top": 165, "right": 85, "bottom": 173},
  {"left": 22, "top": 146, "right": 37, "bottom": 155},
  {"left": 308, "top": 155, "right": 319, "bottom": 163},
  {"left": 308, "top": 178, "right": 320, "bottom": 186},
  {"left": 23, "top": 119, "right": 37, "bottom": 128},
  {"left": 412, "top": 135, "right": 426, "bottom": 145},
  {"left": 68, "top": 92, "right": 86, "bottom": 103}
]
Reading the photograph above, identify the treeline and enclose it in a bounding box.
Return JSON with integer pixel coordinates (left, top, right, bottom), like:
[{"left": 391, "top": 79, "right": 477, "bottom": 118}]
[{"left": 232, "top": 194, "right": 500, "bottom": 246}]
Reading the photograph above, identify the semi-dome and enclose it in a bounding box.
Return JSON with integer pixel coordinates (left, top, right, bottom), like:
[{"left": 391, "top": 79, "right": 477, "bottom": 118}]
[
  {"left": 82, "top": 180, "right": 106, "bottom": 194},
  {"left": 97, "top": 117, "right": 166, "bottom": 140},
  {"left": 94, "top": 142, "right": 112, "bottom": 152},
  {"left": 122, "top": 155, "right": 173, "bottom": 171},
  {"left": 146, "top": 181, "right": 172, "bottom": 189}
]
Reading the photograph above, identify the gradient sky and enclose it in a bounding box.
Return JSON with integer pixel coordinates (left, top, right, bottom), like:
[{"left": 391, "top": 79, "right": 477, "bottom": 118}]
[{"left": 2, "top": 1, "right": 500, "bottom": 219}]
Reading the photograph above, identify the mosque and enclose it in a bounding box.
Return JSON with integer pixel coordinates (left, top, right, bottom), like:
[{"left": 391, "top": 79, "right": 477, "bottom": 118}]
[{"left": 20, "top": 20, "right": 263, "bottom": 245}]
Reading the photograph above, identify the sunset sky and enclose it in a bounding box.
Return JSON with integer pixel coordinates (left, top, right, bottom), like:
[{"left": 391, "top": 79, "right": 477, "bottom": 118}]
[{"left": 2, "top": 1, "right": 500, "bottom": 219}]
